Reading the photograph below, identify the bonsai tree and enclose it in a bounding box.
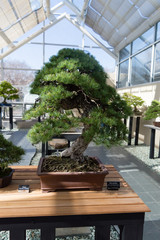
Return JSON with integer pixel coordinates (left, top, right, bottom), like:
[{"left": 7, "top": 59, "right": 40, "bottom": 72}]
[
  {"left": 0, "top": 134, "right": 24, "bottom": 178},
  {"left": 144, "top": 100, "right": 160, "bottom": 120},
  {"left": 122, "top": 92, "right": 144, "bottom": 115},
  {"left": 24, "top": 48, "right": 131, "bottom": 162},
  {"left": 0, "top": 80, "right": 19, "bottom": 104}
]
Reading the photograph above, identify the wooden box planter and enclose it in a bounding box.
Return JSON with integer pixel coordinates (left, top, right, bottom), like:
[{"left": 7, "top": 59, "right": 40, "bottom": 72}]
[
  {"left": 37, "top": 157, "right": 108, "bottom": 192},
  {"left": 0, "top": 168, "right": 14, "bottom": 188}
]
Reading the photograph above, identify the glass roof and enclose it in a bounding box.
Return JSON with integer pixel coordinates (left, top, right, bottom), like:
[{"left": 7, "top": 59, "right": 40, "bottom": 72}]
[{"left": 0, "top": 0, "right": 160, "bottom": 60}]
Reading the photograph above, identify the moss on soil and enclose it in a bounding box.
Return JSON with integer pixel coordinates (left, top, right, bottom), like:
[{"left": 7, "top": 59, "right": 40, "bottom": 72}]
[{"left": 41, "top": 156, "right": 102, "bottom": 172}]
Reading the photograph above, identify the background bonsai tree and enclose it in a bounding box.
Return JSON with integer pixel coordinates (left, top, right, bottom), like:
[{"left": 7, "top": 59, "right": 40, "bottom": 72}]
[
  {"left": 24, "top": 48, "right": 131, "bottom": 161},
  {"left": 122, "top": 92, "right": 145, "bottom": 115},
  {"left": 144, "top": 100, "right": 160, "bottom": 120},
  {"left": 0, "top": 80, "right": 19, "bottom": 104},
  {"left": 0, "top": 134, "right": 24, "bottom": 177}
]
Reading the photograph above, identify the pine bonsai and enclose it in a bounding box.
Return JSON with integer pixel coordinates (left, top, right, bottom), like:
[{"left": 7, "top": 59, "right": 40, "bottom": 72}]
[
  {"left": 122, "top": 92, "right": 144, "bottom": 115},
  {"left": 144, "top": 100, "right": 160, "bottom": 120},
  {"left": 24, "top": 48, "right": 131, "bottom": 162},
  {"left": 0, "top": 134, "right": 24, "bottom": 178},
  {"left": 0, "top": 81, "right": 19, "bottom": 104}
]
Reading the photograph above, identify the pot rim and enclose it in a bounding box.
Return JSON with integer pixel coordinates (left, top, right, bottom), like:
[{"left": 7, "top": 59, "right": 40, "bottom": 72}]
[
  {"left": 37, "top": 157, "right": 108, "bottom": 176},
  {"left": 0, "top": 168, "right": 14, "bottom": 179}
]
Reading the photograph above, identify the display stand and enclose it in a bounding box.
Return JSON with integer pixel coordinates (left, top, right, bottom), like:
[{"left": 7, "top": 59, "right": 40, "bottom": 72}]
[{"left": 0, "top": 103, "right": 13, "bottom": 130}]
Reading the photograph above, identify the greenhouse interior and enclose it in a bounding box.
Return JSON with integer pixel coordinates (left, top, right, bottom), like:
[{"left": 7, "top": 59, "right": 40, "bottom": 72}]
[{"left": 0, "top": 1, "right": 160, "bottom": 240}]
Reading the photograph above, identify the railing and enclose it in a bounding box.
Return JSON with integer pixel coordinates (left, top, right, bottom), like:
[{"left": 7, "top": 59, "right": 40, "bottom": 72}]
[
  {"left": 0, "top": 102, "right": 35, "bottom": 130},
  {"left": 1, "top": 102, "right": 35, "bottom": 118}
]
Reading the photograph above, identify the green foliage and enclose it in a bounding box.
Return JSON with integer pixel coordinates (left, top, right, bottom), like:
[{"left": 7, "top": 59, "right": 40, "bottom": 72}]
[
  {"left": 144, "top": 100, "right": 160, "bottom": 120},
  {"left": 30, "top": 48, "right": 107, "bottom": 95},
  {"left": 0, "top": 81, "right": 19, "bottom": 103},
  {"left": 122, "top": 92, "right": 144, "bottom": 114},
  {"left": 0, "top": 134, "right": 24, "bottom": 176},
  {"left": 25, "top": 48, "right": 131, "bottom": 150}
]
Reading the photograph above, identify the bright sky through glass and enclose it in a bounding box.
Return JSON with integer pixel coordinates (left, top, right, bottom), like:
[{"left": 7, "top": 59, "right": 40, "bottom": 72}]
[{"left": 4, "top": 0, "right": 115, "bottom": 73}]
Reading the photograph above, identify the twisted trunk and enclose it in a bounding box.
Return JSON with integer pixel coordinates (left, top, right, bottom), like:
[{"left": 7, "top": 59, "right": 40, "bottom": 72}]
[{"left": 61, "top": 125, "right": 93, "bottom": 161}]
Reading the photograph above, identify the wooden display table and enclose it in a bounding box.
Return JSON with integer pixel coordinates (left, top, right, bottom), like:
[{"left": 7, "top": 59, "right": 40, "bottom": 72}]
[{"left": 0, "top": 165, "right": 150, "bottom": 240}]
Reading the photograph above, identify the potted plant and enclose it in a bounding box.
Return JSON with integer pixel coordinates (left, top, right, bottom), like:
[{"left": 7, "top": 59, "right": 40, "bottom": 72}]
[
  {"left": 0, "top": 80, "right": 19, "bottom": 121},
  {"left": 122, "top": 92, "right": 145, "bottom": 116},
  {"left": 0, "top": 134, "right": 24, "bottom": 188},
  {"left": 144, "top": 100, "right": 160, "bottom": 127},
  {"left": 0, "top": 80, "right": 19, "bottom": 104},
  {"left": 24, "top": 48, "right": 131, "bottom": 192}
]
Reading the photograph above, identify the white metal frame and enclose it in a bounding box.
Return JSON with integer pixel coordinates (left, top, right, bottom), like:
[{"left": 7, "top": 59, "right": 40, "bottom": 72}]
[
  {"left": 117, "top": 22, "right": 160, "bottom": 88},
  {"left": 0, "top": 0, "right": 117, "bottom": 61}
]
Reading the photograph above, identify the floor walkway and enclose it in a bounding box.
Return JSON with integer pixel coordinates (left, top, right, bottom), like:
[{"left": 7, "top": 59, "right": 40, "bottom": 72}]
[
  {"left": 86, "top": 143, "right": 160, "bottom": 240},
  {"left": 2, "top": 129, "right": 36, "bottom": 165}
]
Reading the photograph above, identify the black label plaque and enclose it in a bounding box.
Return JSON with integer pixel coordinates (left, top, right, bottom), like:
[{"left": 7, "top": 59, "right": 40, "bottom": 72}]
[
  {"left": 18, "top": 185, "right": 30, "bottom": 193},
  {"left": 107, "top": 181, "right": 120, "bottom": 190}
]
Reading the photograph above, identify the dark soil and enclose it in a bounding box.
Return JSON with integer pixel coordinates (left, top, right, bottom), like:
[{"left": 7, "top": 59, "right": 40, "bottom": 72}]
[{"left": 41, "top": 156, "right": 102, "bottom": 172}]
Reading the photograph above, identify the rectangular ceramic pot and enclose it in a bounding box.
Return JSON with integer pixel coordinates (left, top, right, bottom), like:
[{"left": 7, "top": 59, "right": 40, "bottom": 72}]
[
  {"left": 37, "top": 157, "right": 108, "bottom": 192},
  {"left": 0, "top": 168, "right": 14, "bottom": 188}
]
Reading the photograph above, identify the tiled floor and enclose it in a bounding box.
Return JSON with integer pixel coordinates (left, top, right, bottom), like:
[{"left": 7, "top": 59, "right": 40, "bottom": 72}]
[
  {"left": 2, "top": 129, "right": 36, "bottom": 165},
  {"left": 86, "top": 143, "right": 160, "bottom": 240}
]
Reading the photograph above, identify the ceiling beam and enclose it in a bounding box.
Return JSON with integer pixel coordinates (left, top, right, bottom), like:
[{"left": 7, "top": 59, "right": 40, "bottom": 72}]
[
  {"left": 0, "top": 29, "right": 15, "bottom": 48},
  {"left": 0, "top": 13, "right": 66, "bottom": 60},
  {"left": 44, "top": 0, "right": 51, "bottom": 17},
  {"left": 114, "top": 7, "right": 160, "bottom": 53},
  {"left": 80, "top": 0, "right": 90, "bottom": 18},
  {"left": 63, "top": 0, "right": 81, "bottom": 19},
  {"left": 65, "top": 14, "right": 117, "bottom": 59}
]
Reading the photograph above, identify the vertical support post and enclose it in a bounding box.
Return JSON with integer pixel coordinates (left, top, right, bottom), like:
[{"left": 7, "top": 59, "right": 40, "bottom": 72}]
[
  {"left": 9, "top": 106, "right": 13, "bottom": 130},
  {"left": 10, "top": 228, "right": 25, "bottom": 240},
  {"left": 121, "top": 223, "right": 144, "bottom": 240},
  {"left": 134, "top": 116, "right": 140, "bottom": 146},
  {"left": 95, "top": 225, "right": 110, "bottom": 240},
  {"left": 158, "top": 140, "right": 160, "bottom": 158},
  {"left": 46, "top": 142, "right": 49, "bottom": 155},
  {"left": 128, "top": 116, "right": 133, "bottom": 145},
  {"left": 124, "top": 118, "right": 127, "bottom": 126},
  {"left": 0, "top": 106, "right": 2, "bottom": 129},
  {"left": 150, "top": 128, "right": 155, "bottom": 159},
  {"left": 42, "top": 143, "right": 46, "bottom": 157},
  {"left": 41, "top": 225, "right": 55, "bottom": 240}
]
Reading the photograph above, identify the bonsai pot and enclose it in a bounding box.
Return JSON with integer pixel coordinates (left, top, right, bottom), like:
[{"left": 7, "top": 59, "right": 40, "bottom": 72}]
[
  {"left": 0, "top": 168, "right": 14, "bottom": 188},
  {"left": 37, "top": 157, "right": 108, "bottom": 192}
]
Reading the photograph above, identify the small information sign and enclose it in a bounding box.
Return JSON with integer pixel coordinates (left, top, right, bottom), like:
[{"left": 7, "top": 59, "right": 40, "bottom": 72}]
[{"left": 18, "top": 185, "right": 30, "bottom": 193}]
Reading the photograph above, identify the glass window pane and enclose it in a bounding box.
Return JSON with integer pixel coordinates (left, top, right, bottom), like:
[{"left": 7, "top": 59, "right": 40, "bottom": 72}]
[
  {"left": 26, "top": 229, "right": 41, "bottom": 240},
  {"left": 157, "top": 22, "right": 160, "bottom": 40},
  {"left": 55, "top": 226, "right": 95, "bottom": 239},
  {"left": 5, "top": 43, "right": 43, "bottom": 70},
  {"left": 3, "top": 69, "right": 35, "bottom": 102},
  {"left": 132, "top": 27, "right": 154, "bottom": 54},
  {"left": 119, "top": 44, "right": 130, "bottom": 61},
  {"left": 118, "top": 60, "right": 129, "bottom": 88},
  {"left": 0, "top": 231, "right": 10, "bottom": 240},
  {"left": 154, "top": 42, "right": 160, "bottom": 82},
  {"left": 131, "top": 48, "right": 152, "bottom": 86}
]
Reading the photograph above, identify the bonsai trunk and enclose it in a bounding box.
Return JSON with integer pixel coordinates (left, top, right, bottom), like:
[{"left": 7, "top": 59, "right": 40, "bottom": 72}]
[{"left": 61, "top": 125, "right": 93, "bottom": 162}]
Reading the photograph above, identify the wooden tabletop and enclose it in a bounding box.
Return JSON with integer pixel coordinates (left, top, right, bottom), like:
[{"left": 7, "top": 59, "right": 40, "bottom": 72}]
[{"left": 0, "top": 165, "right": 150, "bottom": 218}]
